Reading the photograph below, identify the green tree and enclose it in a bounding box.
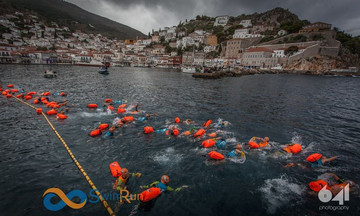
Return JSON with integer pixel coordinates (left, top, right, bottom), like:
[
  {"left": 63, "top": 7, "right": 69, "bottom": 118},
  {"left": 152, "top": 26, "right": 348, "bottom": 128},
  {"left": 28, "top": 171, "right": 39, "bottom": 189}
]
[
  {"left": 177, "top": 48, "right": 183, "bottom": 56},
  {"left": 285, "top": 46, "right": 299, "bottom": 56},
  {"left": 160, "top": 36, "right": 165, "bottom": 43},
  {"left": 280, "top": 21, "right": 306, "bottom": 33}
]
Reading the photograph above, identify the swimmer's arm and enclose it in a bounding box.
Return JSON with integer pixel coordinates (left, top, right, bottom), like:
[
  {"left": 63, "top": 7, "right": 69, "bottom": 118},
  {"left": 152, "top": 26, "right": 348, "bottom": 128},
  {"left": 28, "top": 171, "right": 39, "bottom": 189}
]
[
  {"left": 166, "top": 186, "right": 174, "bottom": 192},
  {"left": 328, "top": 173, "right": 340, "bottom": 181},
  {"left": 130, "top": 172, "right": 142, "bottom": 178},
  {"left": 171, "top": 185, "right": 188, "bottom": 192},
  {"left": 141, "top": 181, "right": 159, "bottom": 189}
]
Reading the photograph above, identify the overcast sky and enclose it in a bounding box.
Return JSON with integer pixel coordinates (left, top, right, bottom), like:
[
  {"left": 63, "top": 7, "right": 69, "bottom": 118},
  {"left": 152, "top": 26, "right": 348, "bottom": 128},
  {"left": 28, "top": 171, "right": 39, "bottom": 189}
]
[{"left": 67, "top": 0, "right": 359, "bottom": 36}]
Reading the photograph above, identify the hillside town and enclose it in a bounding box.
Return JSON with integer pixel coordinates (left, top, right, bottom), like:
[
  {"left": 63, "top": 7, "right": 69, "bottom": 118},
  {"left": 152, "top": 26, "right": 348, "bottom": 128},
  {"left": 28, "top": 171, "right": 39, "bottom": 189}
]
[{"left": 0, "top": 9, "right": 353, "bottom": 72}]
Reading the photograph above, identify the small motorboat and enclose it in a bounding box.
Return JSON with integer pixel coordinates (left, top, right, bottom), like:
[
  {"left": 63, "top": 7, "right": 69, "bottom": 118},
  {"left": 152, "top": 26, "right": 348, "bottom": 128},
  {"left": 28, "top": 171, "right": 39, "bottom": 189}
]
[
  {"left": 44, "top": 70, "right": 57, "bottom": 78},
  {"left": 98, "top": 65, "right": 109, "bottom": 74},
  {"left": 99, "top": 62, "right": 110, "bottom": 74}
]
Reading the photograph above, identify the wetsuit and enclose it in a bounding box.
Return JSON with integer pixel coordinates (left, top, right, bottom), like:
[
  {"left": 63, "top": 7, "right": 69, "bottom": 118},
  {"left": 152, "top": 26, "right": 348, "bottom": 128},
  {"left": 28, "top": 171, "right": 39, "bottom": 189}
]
[{"left": 141, "top": 181, "right": 182, "bottom": 192}]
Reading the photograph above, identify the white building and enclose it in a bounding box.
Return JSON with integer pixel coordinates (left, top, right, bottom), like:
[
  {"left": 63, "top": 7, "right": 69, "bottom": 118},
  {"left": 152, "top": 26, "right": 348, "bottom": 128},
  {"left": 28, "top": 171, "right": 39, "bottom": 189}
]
[
  {"left": 233, "top": 28, "right": 262, "bottom": 39},
  {"left": 273, "top": 48, "right": 286, "bottom": 58},
  {"left": 240, "top": 20, "right": 252, "bottom": 28},
  {"left": 214, "top": 16, "right": 229, "bottom": 26},
  {"left": 181, "top": 37, "right": 195, "bottom": 48},
  {"left": 204, "top": 45, "right": 217, "bottom": 53},
  {"left": 278, "top": 30, "right": 288, "bottom": 36}
]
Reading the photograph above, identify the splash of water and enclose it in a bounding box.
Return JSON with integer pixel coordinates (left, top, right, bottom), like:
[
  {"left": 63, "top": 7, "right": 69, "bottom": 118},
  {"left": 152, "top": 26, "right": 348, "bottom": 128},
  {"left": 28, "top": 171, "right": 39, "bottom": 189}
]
[{"left": 259, "top": 174, "right": 305, "bottom": 214}]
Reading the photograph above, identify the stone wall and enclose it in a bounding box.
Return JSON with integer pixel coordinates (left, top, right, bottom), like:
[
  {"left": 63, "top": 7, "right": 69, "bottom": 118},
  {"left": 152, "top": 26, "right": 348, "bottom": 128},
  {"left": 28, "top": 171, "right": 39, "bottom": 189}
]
[{"left": 287, "top": 44, "right": 320, "bottom": 64}]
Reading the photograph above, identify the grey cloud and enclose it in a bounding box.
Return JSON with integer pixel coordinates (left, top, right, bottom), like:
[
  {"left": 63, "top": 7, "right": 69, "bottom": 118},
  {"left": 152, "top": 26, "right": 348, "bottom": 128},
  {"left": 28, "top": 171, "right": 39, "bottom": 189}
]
[{"left": 67, "top": 0, "right": 360, "bottom": 36}]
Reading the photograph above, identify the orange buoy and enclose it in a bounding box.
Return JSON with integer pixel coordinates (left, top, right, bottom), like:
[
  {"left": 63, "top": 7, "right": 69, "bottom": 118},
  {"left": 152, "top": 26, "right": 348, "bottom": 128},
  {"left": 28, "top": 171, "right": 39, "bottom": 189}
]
[
  {"left": 208, "top": 132, "right": 217, "bottom": 138},
  {"left": 36, "top": 108, "right": 42, "bottom": 114},
  {"left": 46, "top": 109, "right": 57, "bottom": 115},
  {"left": 2, "top": 91, "right": 8, "bottom": 95},
  {"left": 108, "top": 105, "right": 114, "bottom": 111},
  {"left": 88, "top": 104, "right": 98, "bottom": 108},
  {"left": 7, "top": 84, "right": 14, "bottom": 88},
  {"left": 284, "top": 143, "right": 302, "bottom": 154},
  {"left": 202, "top": 119, "right": 212, "bottom": 128},
  {"left": 33, "top": 99, "right": 39, "bottom": 104},
  {"left": 309, "top": 180, "right": 329, "bottom": 192},
  {"left": 306, "top": 153, "right": 322, "bottom": 163},
  {"left": 24, "top": 95, "right": 32, "bottom": 100},
  {"left": 16, "top": 94, "right": 24, "bottom": 98},
  {"left": 104, "top": 99, "right": 112, "bottom": 103},
  {"left": 59, "top": 92, "right": 66, "bottom": 96},
  {"left": 172, "top": 128, "right": 179, "bottom": 136},
  {"left": 193, "top": 129, "right": 206, "bottom": 138},
  {"left": 6, "top": 94, "right": 12, "bottom": 98},
  {"left": 47, "top": 102, "right": 59, "bottom": 108},
  {"left": 109, "top": 161, "right": 122, "bottom": 178},
  {"left": 89, "top": 129, "right": 101, "bottom": 137},
  {"left": 27, "top": 91, "right": 37, "bottom": 95},
  {"left": 43, "top": 92, "right": 50, "bottom": 96},
  {"left": 139, "top": 187, "right": 162, "bottom": 202},
  {"left": 118, "top": 104, "right": 127, "bottom": 108},
  {"left": 56, "top": 113, "right": 68, "bottom": 119},
  {"left": 117, "top": 108, "right": 126, "bottom": 113},
  {"left": 175, "top": 117, "right": 180, "bottom": 123},
  {"left": 122, "top": 116, "right": 134, "bottom": 123},
  {"left": 202, "top": 139, "right": 215, "bottom": 148},
  {"left": 144, "top": 126, "right": 154, "bottom": 134},
  {"left": 10, "top": 89, "right": 19, "bottom": 93},
  {"left": 183, "top": 131, "right": 191, "bottom": 136},
  {"left": 248, "top": 141, "right": 260, "bottom": 149},
  {"left": 208, "top": 151, "right": 225, "bottom": 160},
  {"left": 98, "top": 124, "right": 109, "bottom": 130}
]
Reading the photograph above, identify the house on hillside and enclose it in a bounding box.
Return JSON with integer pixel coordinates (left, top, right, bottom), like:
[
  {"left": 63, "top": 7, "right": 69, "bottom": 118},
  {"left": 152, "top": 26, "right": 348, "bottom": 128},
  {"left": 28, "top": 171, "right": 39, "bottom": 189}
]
[
  {"left": 214, "top": 15, "right": 229, "bottom": 26},
  {"left": 242, "top": 47, "right": 278, "bottom": 68},
  {"left": 240, "top": 20, "right": 252, "bottom": 28},
  {"left": 206, "top": 34, "right": 218, "bottom": 46},
  {"left": 278, "top": 30, "right": 288, "bottom": 36},
  {"left": 225, "top": 38, "right": 253, "bottom": 59}
]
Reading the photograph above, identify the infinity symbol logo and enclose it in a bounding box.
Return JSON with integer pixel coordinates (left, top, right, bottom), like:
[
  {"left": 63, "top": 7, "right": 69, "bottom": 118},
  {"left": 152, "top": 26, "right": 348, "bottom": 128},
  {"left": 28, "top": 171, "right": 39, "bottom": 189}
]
[{"left": 43, "top": 188, "right": 87, "bottom": 211}]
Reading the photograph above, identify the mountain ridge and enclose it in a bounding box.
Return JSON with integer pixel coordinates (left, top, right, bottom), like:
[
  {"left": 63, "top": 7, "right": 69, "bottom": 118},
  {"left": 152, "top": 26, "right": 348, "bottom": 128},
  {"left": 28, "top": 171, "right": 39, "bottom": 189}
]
[{"left": 0, "top": 0, "right": 145, "bottom": 39}]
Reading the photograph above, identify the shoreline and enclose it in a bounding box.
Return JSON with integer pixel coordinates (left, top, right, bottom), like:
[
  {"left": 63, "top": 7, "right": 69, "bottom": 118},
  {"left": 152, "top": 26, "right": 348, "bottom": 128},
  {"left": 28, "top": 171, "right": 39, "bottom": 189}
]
[
  {"left": 1, "top": 63, "right": 359, "bottom": 77},
  {"left": 192, "top": 69, "right": 360, "bottom": 79}
]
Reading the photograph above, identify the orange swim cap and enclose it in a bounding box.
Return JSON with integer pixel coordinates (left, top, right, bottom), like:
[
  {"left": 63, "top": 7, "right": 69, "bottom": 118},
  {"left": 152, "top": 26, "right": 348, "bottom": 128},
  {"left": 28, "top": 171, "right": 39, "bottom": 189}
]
[
  {"left": 161, "top": 175, "right": 169, "bottom": 184},
  {"left": 175, "top": 117, "right": 180, "bottom": 123},
  {"left": 121, "top": 168, "right": 129, "bottom": 178},
  {"left": 235, "top": 144, "right": 242, "bottom": 150}
]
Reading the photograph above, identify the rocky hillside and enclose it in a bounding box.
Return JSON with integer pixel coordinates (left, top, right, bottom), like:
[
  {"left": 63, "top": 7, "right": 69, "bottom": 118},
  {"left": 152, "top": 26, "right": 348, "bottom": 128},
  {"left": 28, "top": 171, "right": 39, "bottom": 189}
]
[
  {"left": 177, "top": 7, "right": 310, "bottom": 43},
  {"left": 0, "top": 0, "right": 145, "bottom": 39}
]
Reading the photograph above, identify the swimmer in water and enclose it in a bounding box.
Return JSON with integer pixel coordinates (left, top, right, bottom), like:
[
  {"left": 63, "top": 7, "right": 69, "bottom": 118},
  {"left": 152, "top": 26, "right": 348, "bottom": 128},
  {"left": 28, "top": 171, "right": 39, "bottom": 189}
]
[
  {"left": 137, "top": 113, "right": 157, "bottom": 121},
  {"left": 227, "top": 144, "right": 245, "bottom": 158},
  {"left": 129, "top": 103, "right": 141, "bottom": 114},
  {"left": 284, "top": 154, "right": 338, "bottom": 168},
  {"left": 308, "top": 173, "right": 356, "bottom": 196},
  {"left": 248, "top": 136, "right": 270, "bottom": 148},
  {"left": 140, "top": 175, "right": 188, "bottom": 192},
  {"left": 313, "top": 155, "right": 337, "bottom": 167},
  {"left": 183, "top": 119, "right": 195, "bottom": 125},
  {"left": 113, "top": 168, "right": 141, "bottom": 191}
]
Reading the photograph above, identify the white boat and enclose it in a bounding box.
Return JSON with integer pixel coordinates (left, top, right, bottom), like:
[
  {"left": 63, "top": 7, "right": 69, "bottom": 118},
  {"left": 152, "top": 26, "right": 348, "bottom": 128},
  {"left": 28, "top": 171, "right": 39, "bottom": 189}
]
[
  {"left": 181, "top": 66, "right": 196, "bottom": 73},
  {"left": 44, "top": 70, "right": 57, "bottom": 78}
]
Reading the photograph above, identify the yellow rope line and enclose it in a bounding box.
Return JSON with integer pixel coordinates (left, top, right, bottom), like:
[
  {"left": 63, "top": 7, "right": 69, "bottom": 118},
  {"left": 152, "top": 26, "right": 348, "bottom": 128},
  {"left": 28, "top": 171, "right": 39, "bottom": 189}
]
[{"left": 11, "top": 96, "right": 116, "bottom": 216}]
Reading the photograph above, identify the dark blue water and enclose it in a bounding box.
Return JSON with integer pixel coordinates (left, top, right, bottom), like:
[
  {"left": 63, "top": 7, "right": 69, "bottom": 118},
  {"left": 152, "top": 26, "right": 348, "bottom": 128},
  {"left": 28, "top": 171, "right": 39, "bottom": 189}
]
[{"left": 0, "top": 65, "right": 360, "bottom": 216}]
